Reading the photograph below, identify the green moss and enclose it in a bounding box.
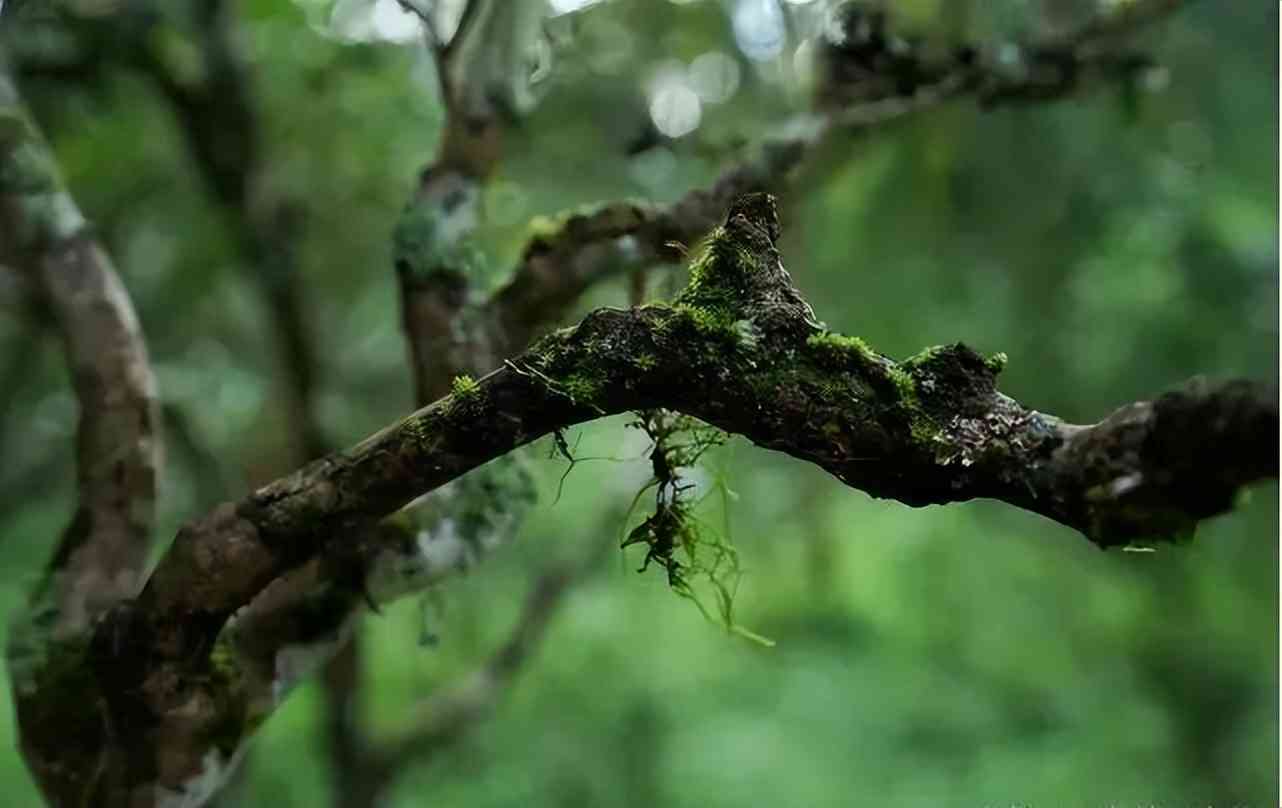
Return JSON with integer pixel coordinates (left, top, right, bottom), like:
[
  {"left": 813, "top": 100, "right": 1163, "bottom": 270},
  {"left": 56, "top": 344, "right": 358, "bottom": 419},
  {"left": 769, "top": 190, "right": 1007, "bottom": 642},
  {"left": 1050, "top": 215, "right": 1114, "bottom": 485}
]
[
  {"left": 901, "top": 344, "right": 948, "bottom": 370},
  {"left": 985, "top": 351, "right": 1009, "bottom": 374},
  {"left": 881, "top": 364, "right": 939, "bottom": 446},
  {"left": 525, "top": 198, "right": 649, "bottom": 244},
  {"left": 730, "top": 318, "right": 759, "bottom": 349},
  {"left": 887, "top": 366, "right": 917, "bottom": 404},
  {"left": 450, "top": 374, "right": 479, "bottom": 398},
  {"left": 908, "top": 414, "right": 940, "bottom": 446},
  {"left": 806, "top": 332, "right": 878, "bottom": 368},
  {"left": 560, "top": 372, "right": 603, "bottom": 405},
  {"left": 682, "top": 233, "right": 723, "bottom": 296},
  {"left": 525, "top": 213, "right": 562, "bottom": 241},
  {"left": 208, "top": 640, "right": 241, "bottom": 685},
  {"left": 401, "top": 407, "right": 445, "bottom": 452},
  {"left": 673, "top": 302, "right": 737, "bottom": 338},
  {"left": 677, "top": 226, "right": 761, "bottom": 312},
  {"left": 203, "top": 635, "right": 259, "bottom": 754}
]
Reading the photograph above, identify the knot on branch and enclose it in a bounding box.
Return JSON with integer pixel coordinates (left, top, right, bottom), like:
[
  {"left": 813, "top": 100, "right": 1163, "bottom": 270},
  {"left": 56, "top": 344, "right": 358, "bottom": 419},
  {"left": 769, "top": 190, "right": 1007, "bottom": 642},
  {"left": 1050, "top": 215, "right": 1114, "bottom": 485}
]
[
  {"left": 901, "top": 343, "right": 1005, "bottom": 419},
  {"left": 677, "top": 192, "right": 821, "bottom": 341}
]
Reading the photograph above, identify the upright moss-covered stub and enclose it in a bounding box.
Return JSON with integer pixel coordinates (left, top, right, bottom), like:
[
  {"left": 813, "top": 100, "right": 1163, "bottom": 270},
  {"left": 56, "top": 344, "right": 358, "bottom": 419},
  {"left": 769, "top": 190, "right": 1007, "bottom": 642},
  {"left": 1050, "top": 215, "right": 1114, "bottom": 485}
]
[
  {"left": 681, "top": 193, "right": 778, "bottom": 307},
  {"left": 675, "top": 192, "right": 821, "bottom": 343}
]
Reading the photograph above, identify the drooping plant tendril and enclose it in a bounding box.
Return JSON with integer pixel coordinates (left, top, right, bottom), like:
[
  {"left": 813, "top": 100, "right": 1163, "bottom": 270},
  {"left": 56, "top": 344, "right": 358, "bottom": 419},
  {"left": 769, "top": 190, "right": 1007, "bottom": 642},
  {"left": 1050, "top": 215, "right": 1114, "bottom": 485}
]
[{"left": 621, "top": 411, "right": 773, "bottom": 646}]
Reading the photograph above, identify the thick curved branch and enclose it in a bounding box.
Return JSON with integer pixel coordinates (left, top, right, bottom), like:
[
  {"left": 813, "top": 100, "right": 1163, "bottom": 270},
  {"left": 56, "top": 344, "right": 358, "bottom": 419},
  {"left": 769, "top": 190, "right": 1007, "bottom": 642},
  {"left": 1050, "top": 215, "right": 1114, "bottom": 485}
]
[
  {"left": 0, "top": 70, "right": 159, "bottom": 633},
  {"left": 81, "top": 195, "right": 1276, "bottom": 808},
  {"left": 0, "top": 64, "right": 160, "bottom": 805},
  {"left": 382, "top": 0, "right": 1192, "bottom": 636},
  {"left": 12, "top": 0, "right": 328, "bottom": 462},
  {"left": 8, "top": 3, "right": 562, "bottom": 802}
]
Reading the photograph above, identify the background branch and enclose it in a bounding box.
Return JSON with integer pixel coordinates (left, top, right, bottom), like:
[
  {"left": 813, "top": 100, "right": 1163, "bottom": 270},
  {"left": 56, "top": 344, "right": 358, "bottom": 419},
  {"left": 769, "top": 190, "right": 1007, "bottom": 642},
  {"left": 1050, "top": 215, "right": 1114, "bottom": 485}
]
[
  {"left": 352, "top": 559, "right": 583, "bottom": 805},
  {"left": 480, "top": 0, "right": 1188, "bottom": 333},
  {"left": 0, "top": 62, "right": 160, "bottom": 803},
  {"left": 0, "top": 68, "right": 158, "bottom": 633}
]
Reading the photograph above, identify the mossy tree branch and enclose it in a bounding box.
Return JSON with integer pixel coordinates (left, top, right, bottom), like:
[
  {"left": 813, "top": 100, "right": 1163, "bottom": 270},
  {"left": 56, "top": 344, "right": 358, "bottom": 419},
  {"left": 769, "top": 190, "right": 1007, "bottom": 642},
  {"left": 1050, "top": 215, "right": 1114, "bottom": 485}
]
[
  {"left": 117, "top": 193, "right": 1279, "bottom": 653},
  {"left": 58, "top": 191, "right": 1274, "bottom": 806}
]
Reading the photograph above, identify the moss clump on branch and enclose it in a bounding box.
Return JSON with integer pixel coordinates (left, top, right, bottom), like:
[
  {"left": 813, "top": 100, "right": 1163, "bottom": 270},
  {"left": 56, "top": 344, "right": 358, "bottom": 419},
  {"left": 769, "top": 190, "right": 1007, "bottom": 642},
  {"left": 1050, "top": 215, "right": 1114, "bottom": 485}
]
[
  {"left": 670, "top": 302, "right": 739, "bottom": 340},
  {"left": 450, "top": 374, "right": 479, "bottom": 398},
  {"left": 676, "top": 219, "right": 772, "bottom": 317},
  {"left": 806, "top": 331, "right": 880, "bottom": 370},
  {"left": 887, "top": 366, "right": 918, "bottom": 404},
  {"left": 559, "top": 372, "right": 604, "bottom": 407},
  {"left": 523, "top": 198, "right": 654, "bottom": 255}
]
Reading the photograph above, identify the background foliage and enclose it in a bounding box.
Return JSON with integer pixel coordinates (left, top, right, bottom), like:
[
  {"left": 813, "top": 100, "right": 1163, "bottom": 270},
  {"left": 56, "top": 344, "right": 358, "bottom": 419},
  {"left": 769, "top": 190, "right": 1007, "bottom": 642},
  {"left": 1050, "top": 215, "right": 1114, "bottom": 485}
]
[{"left": 0, "top": 0, "right": 1276, "bottom": 804}]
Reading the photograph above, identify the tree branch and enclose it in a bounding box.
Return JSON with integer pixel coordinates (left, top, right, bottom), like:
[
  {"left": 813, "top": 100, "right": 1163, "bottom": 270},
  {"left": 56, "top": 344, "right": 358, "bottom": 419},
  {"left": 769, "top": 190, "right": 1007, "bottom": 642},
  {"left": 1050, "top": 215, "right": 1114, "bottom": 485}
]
[
  {"left": 67, "top": 192, "right": 1274, "bottom": 806},
  {"left": 0, "top": 69, "right": 159, "bottom": 634},
  {"left": 382, "top": 0, "right": 1192, "bottom": 631},
  {"left": 0, "top": 62, "right": 161, "bottom": 805},
  {"left": 482, "top": 0, "right": 1188, "bottom": 329}
]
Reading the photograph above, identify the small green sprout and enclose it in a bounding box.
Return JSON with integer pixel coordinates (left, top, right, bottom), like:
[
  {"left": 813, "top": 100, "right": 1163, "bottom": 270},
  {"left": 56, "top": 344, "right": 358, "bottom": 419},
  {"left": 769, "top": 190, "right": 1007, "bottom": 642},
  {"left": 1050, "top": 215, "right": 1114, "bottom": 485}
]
[{"left": 451, "top": 374, "right": 479, "bottom": 397}]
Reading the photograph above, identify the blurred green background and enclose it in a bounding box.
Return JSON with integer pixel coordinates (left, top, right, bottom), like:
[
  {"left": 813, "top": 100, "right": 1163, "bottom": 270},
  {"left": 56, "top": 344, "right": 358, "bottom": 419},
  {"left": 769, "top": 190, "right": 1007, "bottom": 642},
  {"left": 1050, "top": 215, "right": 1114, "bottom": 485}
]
[{"left": 0, "top": 0, "right": 1277, "bottom": 805}]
